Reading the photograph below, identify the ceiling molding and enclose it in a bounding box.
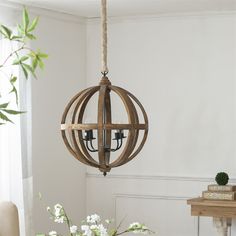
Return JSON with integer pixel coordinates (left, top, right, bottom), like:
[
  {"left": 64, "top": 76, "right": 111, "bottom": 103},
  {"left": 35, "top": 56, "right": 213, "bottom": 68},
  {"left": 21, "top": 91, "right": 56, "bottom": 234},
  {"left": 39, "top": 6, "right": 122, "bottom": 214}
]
[
  {"left": 0, "top": 0, "right": 86, "bottom": 24},
  {"left": 87, "top": 10, "right": 236, "bottom": 24},
  {"left": 1, "top": 0, "right": 235, "bottom": 24}
]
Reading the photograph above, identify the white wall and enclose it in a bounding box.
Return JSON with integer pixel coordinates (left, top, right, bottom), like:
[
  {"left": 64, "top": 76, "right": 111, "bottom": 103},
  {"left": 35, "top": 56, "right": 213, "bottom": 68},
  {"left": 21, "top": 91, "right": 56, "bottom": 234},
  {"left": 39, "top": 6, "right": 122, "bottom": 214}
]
[
  {"left": 86, "top": 13, "right": 236, "bottom": 236},
  {"left": 3, "top": 5, "right": 236, "bottom": 235},
  {"left": 31, "top": 13, "right": 87, "bottom": 234}
]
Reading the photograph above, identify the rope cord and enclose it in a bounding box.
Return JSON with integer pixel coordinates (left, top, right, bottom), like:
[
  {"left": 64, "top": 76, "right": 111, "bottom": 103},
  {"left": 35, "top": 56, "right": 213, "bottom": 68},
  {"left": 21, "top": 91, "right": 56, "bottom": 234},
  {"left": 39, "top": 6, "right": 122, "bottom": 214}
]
[{"left": 101, "top": 0, "right": 108, "bottom": 75}]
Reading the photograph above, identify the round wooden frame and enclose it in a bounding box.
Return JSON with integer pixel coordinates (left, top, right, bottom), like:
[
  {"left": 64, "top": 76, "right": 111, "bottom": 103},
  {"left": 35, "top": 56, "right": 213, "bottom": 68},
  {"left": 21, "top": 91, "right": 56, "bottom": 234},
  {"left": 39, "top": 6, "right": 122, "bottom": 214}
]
[{"left": 61, "top": 77, "right": 148, "bottom": 175}]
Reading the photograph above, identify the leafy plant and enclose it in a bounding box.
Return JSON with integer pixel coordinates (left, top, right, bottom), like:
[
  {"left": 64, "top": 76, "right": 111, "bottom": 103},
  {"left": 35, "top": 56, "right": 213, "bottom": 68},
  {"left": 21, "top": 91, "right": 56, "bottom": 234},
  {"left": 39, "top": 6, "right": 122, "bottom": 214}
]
[
  {"left": 0, "top": 7, "right": 47, "bottom": 124},
  {"left": 215, "top": 172, "right": 229, "bottom": 186}
]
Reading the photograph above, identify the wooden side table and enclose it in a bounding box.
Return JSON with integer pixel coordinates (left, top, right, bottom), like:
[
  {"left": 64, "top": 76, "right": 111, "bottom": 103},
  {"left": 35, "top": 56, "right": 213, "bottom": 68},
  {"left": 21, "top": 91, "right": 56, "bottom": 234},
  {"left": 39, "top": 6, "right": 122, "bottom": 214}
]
[{"left": 187, "top": 198, "right": 236, "bottom": 236}]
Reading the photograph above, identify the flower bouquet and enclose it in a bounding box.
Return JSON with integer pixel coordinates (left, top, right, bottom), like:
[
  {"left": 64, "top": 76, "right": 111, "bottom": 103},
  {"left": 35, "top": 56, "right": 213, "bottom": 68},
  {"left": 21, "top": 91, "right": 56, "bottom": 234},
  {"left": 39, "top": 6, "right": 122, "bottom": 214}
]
[{"left": 36, "top": 204, "right": 154, "bottom": 236}]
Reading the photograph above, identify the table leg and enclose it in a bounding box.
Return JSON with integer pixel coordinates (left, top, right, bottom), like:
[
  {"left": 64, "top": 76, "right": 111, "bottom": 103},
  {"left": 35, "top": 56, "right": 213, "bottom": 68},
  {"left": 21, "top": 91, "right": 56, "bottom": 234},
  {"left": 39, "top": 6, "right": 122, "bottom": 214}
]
[{"left": 213, "top": 218, "right": 231, "bottom": 236}]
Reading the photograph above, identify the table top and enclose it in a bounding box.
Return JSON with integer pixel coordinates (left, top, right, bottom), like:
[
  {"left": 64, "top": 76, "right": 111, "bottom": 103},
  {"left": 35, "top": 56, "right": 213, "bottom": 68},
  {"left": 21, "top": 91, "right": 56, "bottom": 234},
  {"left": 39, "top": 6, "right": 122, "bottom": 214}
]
[
  {"left": 187, "top": 197, "right": 236, "bottom": 207},
  {"left": 187, "top": 198, "right": 236, "bottom": 218}
]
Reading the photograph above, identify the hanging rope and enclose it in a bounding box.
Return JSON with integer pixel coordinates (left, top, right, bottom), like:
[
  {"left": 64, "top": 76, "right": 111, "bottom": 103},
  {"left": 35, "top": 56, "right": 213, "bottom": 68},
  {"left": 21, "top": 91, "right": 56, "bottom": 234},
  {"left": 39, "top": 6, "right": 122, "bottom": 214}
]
[{"left": 101, "top": 0, "right": 108, "bottom": 75}]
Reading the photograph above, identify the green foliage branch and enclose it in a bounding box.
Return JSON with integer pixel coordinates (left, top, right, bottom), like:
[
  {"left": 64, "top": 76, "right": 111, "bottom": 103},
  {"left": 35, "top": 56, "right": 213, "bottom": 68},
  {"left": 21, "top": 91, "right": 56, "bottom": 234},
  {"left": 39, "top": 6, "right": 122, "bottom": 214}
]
[{"left": 0, "top": 8, "right": 47, "bottom": 124}]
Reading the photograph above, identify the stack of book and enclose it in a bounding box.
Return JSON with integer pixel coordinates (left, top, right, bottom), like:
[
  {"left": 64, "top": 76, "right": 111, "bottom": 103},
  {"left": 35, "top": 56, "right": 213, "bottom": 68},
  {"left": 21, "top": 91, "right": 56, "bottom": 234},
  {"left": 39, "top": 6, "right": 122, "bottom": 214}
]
[{"left": 202, "top": 185, "right": 236, "bottom": 201}]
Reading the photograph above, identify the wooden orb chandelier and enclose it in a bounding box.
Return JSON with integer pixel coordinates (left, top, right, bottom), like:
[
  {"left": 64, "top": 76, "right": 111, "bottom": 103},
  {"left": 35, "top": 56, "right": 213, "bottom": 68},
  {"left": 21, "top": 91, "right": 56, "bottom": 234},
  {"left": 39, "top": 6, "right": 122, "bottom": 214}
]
[{"left": 60, "top": 0, "right": 148, "bottom": 176}]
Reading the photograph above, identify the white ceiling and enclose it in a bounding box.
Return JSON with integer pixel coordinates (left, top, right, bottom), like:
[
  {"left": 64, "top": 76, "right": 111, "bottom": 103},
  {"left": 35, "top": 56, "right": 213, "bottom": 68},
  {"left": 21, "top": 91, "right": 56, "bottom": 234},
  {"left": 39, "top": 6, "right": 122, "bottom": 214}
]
[{"left": 6, "top": 0, "right": 236, "bottom": 18}]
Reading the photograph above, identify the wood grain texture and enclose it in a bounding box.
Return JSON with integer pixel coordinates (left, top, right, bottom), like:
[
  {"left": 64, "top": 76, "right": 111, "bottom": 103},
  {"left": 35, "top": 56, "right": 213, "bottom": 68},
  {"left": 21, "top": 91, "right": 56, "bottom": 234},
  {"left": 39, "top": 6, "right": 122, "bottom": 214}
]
[{"left": 187, "top": 198, "right": 236, "bottom": 218}]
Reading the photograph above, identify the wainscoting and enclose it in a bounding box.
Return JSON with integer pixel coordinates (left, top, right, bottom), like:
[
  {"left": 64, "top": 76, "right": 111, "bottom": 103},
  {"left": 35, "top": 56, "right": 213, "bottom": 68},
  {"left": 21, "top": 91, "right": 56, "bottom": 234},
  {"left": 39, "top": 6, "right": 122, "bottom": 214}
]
[{"left": 86, "top": 174, "right": 236, "bottom": 236}]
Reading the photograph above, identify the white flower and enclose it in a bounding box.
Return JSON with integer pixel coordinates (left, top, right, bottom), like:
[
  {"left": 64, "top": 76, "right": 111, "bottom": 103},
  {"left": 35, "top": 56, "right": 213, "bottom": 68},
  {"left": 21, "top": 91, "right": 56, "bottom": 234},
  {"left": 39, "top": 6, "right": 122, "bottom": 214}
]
[
  {"left": 53, "top": 203, "right": 65, "bottom": 223},
  {"left": 87, "top": 214, "right": 101, "bottom": 224},
  {"left": 54, "top": 204, "right": 63, "bottom": 215},
  {"left": 49, "top": 231, "right": 57, "bottom": 236},
  {"left": 47, "top": 206, "right": 51, "bottom": 211},
  {"left": 129, "top": 222, "right": 140, "bottom": 228},
  {"left": 90, "top": 225, "right": 99, "bottom": 230},
  {"left": 70, "top": 225, "right": 78, "bottom": 233},
  {"left": 54, "top": 204, "right": 63, "bottom": 210},
  {"left": 98, "top": 224, "right": 108, "bottom": 236},
  {"left": 129, "top": 222, "right": 149, "bottom": 234},
  {"left": 89, "top": 224, "right": 108, "bottom": 236},
  {"left": 81, "top": 225, "right": 92, "bottom": 236},
  {"left": 105, "top": 219, "right": 110, "bottom": 224},
  {"left": 54, "top": 216, "right": 65, "bottom": 223}
]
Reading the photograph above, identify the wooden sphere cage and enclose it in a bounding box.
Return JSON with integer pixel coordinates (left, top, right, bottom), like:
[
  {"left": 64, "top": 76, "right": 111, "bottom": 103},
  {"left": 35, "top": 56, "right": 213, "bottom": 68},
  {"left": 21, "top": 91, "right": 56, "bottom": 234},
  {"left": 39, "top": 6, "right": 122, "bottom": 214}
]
[{"left": 61, "top": 76, "right": 148, "bottom": 175}]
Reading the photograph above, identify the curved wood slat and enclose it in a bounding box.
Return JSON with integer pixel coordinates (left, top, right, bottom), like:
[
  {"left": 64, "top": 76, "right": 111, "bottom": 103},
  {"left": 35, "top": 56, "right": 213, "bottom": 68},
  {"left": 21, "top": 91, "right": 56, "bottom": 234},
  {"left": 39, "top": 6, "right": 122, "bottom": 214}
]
[
  {"left": 127, "top": 90, "right": 149, "bottom": 130},
  {"left": 62, "top": 87, "right": 100, "bottom": 168},
  {"left": 61, "top": 123, "right": 146, "bottom": 130},
  {"left": 109, "top": 86, "right": 138, "bottom": 168},
  {"left": 111, "top": 86, "right": 140, "bottom": 163},
  {"left": 104, "top": 89, "right": 112, "bottom": 166},
  {"left": 61, "top": 87, "right": 97, "bottom": 124},
  {"left": 61, "top": 124, "right": 99, "bottom": 130},
  {"left": 70, "top": 88, "right": 100, "bottom": 167},
  {"left": 120, "top": 90, "right": 149, "bottom": 165},
  {"left": 97, "top": 85, "right": 107, "bottom": 170},
  {"left": 62, "top": 128, "right": 98, "bottom": 167},
  {"left": 76, "top": 89, "right": 99, "bottom": 165}
]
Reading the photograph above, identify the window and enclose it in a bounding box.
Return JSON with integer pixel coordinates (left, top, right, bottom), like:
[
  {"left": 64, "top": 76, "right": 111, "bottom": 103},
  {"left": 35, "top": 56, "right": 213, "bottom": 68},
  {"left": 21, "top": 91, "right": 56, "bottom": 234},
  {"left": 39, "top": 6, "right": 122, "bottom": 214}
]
[{"left": 0, "top": 30, "right": 26, "bottom": 236}]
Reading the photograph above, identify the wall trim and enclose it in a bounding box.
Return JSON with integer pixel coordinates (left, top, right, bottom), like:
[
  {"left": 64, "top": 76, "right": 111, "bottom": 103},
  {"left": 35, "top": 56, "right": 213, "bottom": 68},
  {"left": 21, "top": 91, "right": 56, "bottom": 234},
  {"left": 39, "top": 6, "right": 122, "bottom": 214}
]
[
  {"left": 0, "top": 0, "right": 86, "bottom": 24},
  {"left": 114, "top": 193, "right": 191, "bottom": 201},
  {"left": 86, "top": 173, "right": 236, "bottom": 183},
  {"left": 113, "top": 193, "right": 198, "bottom": 235}
]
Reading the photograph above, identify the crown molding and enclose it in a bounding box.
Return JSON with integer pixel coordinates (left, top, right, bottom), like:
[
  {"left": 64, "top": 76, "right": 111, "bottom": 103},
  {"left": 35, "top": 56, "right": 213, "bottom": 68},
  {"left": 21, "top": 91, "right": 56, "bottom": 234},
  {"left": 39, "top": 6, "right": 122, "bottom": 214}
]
[
  {"left": 86, "top": 173, "right": 236, "bottom": 183},
  {"left": 0, "top": 0, "right": 86, "bottom": 24},
  {"left": 87, "top": 10, "right": 236, "bottom": 24},
  {"left": 1, "top": 1, "right": 235, "bottom": 24}
]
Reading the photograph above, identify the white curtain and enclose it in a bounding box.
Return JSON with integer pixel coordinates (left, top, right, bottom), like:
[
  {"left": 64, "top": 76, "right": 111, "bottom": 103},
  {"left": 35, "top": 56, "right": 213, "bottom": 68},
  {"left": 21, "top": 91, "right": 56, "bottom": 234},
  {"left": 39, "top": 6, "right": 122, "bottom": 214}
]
[{"left": 0, "top": 24, "right": 32, "bottom": 236}]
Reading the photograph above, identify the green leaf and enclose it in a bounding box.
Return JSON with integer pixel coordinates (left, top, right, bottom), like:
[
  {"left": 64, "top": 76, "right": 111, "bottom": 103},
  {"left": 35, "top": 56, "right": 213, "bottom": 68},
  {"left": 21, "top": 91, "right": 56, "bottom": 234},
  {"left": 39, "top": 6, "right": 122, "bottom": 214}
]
[
  {"left": 26, "top": 33, "right": 36, "bottom": 40},
  {"left": 22, "top": 63, "right": 37, "bottom": 78},
  {"left": 28, "top": 52, "right": 36, "bottom": 58},
  {"left": 11, "top": 35, "right": 23, "bottom": 42},
  {"left": 17, "top": 24, "right": 24, "bottom": 35},
  {"left": 23, "top": 7, "right": 29, "bottom": 31},
  {"left": 10, "top": 76, "right": 17, "bottom": 84},
  {"left": 0, "top": 29, "right": 8, "bottom": 38},
  {"left": 32, "top": 58, "right": 38, "bottom": 70},
  {"left": 28, "top": 17, "right": 39, "bottom": 32},
  {"left": 0, "top": 103, "right": 9, "bottom": 109},
  {"left": 20, "top": 63, "right": 28, "bottom": 79},
  {"left": 0, "top": 25, "right": 12, "bottom": 39},
  {"left": 11, "top": 35, "right": 22, "bottom": 40},
  {"left": 38, "top": 52, "right": 48, "bottom": 58},
  {"left": 13, "top": 56, "right": 29, "bottom": 65},
  {"left": 0, "top": 112, "right": 13, "bottom": 123},
  {"left": 38, "top": 58, "right": 44, "bottom": 69},
  {"left": 10, "top": 86, "right": 18, "bottom": 105},
  {"left": 1, "top": 109, "right": 24, "bottom": 115}
]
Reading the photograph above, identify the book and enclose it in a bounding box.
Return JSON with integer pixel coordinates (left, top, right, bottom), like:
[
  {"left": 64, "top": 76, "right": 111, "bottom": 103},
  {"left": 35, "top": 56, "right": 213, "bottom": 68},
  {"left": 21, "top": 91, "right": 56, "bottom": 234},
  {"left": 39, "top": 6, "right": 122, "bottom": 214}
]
[
  {"left": 202, "top": 191, "right": 236, "bottom": 201},
  {"left": 208, "top": 185, "right": 236, "bottom": 192}
]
